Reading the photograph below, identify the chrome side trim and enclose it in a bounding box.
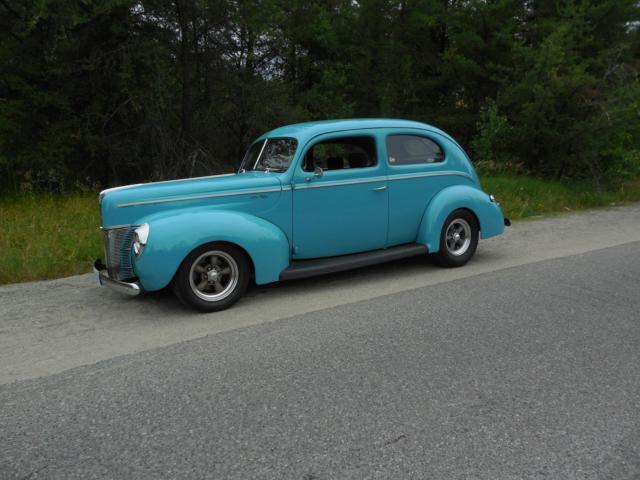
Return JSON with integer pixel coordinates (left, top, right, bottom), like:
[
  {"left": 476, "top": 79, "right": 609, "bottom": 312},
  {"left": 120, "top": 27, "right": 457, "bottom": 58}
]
[
  {"left": 292, "top": 171, "right": 472, "bottom": 190},
  {"left": 99, "top": 173, "right": 236, "bottom": 204},
  {"left": 293, "top": 176, "right": 387, "bottom": 190},
  {"left": 117, "top": 187, "right": 282, "bottom": 208},
  {"left": 387, "top": 171, "right": 473, "bottom": 182},
  {"left": 281, "top": 185, "right": 292, "bottom": 191}
]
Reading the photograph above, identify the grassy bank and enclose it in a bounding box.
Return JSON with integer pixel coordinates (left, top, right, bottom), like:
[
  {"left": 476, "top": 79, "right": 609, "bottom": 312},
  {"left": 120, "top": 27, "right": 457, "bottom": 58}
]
[
  {"left": 1, "top": 175, "right": 639, "bottom": 285},
  {"left": 0, "top": 194, "right": 101, "bottom": 285},
  {"left": 482, "top": 175, "right": 640, "bottom": 220}
]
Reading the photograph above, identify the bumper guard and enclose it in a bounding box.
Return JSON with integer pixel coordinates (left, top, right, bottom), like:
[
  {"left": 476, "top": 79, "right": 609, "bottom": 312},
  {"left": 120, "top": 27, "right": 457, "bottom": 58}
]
[{"left": 93, "top": 259, "right": 141, "bottom": 296}]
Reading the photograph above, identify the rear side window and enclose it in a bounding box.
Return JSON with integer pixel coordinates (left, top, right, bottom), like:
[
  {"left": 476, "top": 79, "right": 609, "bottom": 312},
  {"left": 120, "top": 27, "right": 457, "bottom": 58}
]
[
  {"left": 303, "top": 136, "right": 377, "bottom": 172},
  {"left": 386, "top": 135, "right": 444, "bottom": 165}
]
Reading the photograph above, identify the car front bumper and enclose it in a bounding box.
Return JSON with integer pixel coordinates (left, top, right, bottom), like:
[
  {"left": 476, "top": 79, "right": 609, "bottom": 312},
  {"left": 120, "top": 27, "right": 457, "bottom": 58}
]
[{"left": 93, "top": 259, "right": 141, "bottom": 296}]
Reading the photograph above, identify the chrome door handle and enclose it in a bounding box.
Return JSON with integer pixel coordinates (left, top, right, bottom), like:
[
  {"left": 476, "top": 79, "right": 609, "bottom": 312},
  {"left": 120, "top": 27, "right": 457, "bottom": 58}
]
[{"left": 373, "top": 185, "right": 387, "bottom": 191}]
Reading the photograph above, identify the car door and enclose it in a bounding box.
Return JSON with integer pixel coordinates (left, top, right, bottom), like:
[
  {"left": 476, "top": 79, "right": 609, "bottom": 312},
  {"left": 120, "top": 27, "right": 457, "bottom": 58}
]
[
  {"left": 384, "top": 129, "right": 455, "bottom": 245},
  {"left": 291, "top": 131, "right": 388, "bottom": 259}
]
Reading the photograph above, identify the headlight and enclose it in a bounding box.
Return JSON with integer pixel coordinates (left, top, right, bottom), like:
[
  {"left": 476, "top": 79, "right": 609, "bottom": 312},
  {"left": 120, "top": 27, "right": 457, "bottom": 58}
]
[{"left": 133, "top": 223, "right": 149, "bottom": 257}]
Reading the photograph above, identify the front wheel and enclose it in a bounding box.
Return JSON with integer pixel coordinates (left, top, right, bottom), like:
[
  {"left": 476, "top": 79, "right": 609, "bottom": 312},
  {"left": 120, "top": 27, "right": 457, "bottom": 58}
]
[
  {"left": 172, "top": 243, "right": 250, "bottom": 312},
  {"left": 433, "top": 209, "right": 479, "bottom": 268}
]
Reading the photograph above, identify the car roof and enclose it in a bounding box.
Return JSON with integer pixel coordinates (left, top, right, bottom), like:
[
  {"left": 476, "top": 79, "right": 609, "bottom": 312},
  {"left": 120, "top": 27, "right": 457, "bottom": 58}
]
[{"left": 258, "top": 118, "right": 455, "bottom": 145}]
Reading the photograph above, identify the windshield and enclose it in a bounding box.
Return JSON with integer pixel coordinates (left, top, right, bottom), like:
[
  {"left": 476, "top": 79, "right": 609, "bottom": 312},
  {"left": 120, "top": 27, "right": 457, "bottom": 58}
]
[{"left": 239, "top": 138, "right": 297, "bottom": 172}]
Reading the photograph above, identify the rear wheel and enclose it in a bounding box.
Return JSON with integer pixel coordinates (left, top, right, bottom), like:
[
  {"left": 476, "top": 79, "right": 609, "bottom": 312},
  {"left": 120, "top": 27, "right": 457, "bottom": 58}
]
[
  {"left": 172, "top": 242, "right": 249, "bottom": 312},
  {"left": 433, "top": 209, "right": 479, "bottom": 268}
]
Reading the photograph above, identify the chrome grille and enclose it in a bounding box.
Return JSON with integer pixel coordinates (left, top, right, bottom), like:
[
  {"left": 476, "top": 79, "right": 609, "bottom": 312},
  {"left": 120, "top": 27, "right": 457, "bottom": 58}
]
[{"left": 102, "top": 226, "right": 135, "bottom": 280}]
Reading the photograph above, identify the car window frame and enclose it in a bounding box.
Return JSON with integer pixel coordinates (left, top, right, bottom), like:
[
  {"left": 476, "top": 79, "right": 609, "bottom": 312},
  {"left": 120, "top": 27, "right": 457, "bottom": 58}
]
[
  {"left": 298, "top": 133, "right": 381, "bottom": 176},
  {"left": 240, "top": 136, "right": 299, "bottom": 173}
]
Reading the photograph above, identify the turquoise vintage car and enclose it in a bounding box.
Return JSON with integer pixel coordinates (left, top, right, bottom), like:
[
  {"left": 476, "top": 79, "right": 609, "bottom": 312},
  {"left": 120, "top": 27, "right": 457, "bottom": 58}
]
[{"left": 95, "top": 119, "right": 509, "bottom": 311}]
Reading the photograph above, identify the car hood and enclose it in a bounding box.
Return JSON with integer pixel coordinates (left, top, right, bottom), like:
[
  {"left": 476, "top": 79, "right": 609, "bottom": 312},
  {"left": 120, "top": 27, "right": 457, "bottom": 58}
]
[{"left": 99, "top": 172, "right": 282, "bottom": 228}]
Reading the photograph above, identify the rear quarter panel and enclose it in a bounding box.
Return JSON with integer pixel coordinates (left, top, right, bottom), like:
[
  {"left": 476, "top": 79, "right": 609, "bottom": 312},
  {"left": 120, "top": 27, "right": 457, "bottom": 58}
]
[{"left": 417, "top": 185, "right": 505, "bottom": 252}]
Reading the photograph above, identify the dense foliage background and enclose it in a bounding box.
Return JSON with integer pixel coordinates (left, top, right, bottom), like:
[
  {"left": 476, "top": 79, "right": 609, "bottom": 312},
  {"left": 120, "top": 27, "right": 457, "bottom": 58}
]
[{"left": 1, "top": 0, "right": 639, "bottom": 193}]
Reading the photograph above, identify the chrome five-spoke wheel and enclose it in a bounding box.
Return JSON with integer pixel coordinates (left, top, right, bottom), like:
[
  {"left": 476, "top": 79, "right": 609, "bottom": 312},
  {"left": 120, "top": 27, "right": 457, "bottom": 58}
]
[
  {"left": 173, "top": 242, "right": 250, "bottom": 312},
  {"left": 189, "top": 250, "right": 239, "bottom": 301},
  {"left": 445, "top": 218, "right": 472, "bottom": 256},
  {"left": 434, "top": 209, "right": 479, "bottom": 268}
]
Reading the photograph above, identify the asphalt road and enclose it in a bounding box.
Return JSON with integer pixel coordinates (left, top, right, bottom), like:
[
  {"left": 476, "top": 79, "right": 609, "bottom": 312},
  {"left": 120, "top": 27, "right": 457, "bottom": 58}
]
[{"left": 1, "top": 205, "right": 640, "bottom": 479}]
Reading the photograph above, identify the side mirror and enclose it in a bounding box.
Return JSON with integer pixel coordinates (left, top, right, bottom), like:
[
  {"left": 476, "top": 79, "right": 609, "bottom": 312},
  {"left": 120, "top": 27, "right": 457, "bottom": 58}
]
[{"left": 314, "top": 166, "right": 324, "bottom": 178}]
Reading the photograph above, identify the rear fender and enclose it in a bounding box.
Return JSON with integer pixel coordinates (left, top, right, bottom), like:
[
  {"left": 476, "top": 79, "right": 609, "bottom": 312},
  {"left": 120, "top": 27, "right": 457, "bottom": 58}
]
[
  {"left": 417, "top": 185, "right": 504, "bottom": 252},
  {"left": 133, "top": 209, "right": 290, "bottom": 291}
]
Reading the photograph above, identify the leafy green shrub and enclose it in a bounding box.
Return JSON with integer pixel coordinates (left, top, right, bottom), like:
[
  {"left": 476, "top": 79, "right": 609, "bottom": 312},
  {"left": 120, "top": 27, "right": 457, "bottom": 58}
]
[{"left": 471, "top": 100, "right": 519, "bottom": 173}]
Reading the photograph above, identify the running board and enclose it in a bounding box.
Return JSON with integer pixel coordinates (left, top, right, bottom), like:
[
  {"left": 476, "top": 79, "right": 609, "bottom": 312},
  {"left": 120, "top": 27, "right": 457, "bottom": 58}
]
[{"left": 280, "top": 243, "right": 428, "bottom": 281}]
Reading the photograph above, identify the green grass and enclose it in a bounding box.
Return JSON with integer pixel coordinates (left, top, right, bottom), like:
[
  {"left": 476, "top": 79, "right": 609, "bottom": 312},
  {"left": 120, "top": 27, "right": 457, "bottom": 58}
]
[
  {"left": 0, "top": 194, "right": 102, "bottom": 285},
  {"left": 481, "top": 174, "right": 640, "bottom": 221},
  {"left": 1, "top": 175, "right": 639, "bottom": 285}
]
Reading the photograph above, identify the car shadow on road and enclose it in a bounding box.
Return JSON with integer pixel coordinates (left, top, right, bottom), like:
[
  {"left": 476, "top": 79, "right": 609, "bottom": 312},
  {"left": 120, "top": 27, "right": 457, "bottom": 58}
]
[{"left": 139, "top": 248, "right": 504, "bottom": 316}]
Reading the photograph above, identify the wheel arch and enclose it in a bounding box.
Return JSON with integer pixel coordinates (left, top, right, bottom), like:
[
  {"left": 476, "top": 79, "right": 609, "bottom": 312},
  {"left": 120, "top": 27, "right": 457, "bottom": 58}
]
[{"left": 417, "top": 185, "right": 504, "bottom": 253}]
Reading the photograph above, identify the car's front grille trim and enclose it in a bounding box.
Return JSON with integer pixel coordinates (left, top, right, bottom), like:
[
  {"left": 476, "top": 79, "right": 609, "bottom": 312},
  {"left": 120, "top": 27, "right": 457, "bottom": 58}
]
[{"left": 102, "top": 225, "right": 135, "bottom": 281}]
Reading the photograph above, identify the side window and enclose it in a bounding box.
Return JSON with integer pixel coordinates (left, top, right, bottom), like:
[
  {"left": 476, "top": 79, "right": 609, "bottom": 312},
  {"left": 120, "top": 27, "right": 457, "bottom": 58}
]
[
  {"left": 386, "top": 135, "right": 444, "bottom": 165},
  {"left": 303, "top": 136, "right": 377, "bottom": 172}
]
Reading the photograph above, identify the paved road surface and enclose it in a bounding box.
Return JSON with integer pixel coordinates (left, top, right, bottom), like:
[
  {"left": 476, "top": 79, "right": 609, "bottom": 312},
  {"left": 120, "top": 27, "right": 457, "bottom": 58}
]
[{"left": 1, "top": 205, "right": 640, "bottom": 478}]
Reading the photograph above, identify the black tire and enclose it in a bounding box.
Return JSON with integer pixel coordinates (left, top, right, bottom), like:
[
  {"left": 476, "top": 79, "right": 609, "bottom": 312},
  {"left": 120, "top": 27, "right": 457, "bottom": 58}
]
[
  {"left": 172, "top": 242, "right": 250, "bottom": 312},
  {"left": 433, "top": 209, "right": 479, "bottom": 268}
]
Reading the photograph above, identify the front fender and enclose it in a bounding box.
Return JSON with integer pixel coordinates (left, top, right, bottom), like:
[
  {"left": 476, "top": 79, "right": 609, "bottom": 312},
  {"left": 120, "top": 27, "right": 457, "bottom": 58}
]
[
  {"left": 133, "top": 209, "right": 290, "bottom": 291},
  {"left": 417, "top": 185, "right": 504, "bottom": 253}
]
